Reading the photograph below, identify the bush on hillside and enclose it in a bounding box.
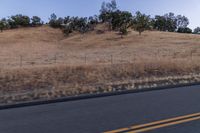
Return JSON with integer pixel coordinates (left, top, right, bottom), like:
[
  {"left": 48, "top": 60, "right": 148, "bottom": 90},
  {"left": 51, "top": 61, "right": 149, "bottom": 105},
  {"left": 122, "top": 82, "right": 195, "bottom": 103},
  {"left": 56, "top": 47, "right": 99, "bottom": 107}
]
[
  {"left": 31, "top": 16, "right": 43, "bottom": 26},
  {"left": 193, "top": 27, "right": 200, "bottom": 34},
  {"left": 0, "top": 18, "right": 9, "bottom": 32},
  {"left": 177, "top": 27, "right": 192, "bottom": 33},
  {"left": 11, "top": 14, "right": 30, "bottom": 27},
  {"left": 49, "top": 13, "right": 63, "bottom": 28}
]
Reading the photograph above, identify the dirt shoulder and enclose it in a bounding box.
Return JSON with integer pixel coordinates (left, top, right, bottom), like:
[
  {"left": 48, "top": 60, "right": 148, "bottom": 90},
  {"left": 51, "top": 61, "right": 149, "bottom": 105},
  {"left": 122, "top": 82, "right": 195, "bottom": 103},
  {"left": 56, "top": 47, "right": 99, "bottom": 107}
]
[{"left": 0, "top": 62, "right": 199, "bottom": 105}]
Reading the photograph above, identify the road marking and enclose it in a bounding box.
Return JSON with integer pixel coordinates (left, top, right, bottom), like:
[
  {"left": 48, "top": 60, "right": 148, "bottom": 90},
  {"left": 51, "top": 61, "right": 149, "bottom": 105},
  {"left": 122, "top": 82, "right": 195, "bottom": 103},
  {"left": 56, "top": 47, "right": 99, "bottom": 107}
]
[
  {"left": 104, "top": 112, "right": 200, "bottom": 133},
  {"left": 127, "top": 115, "right": 200, "bottom": 133},
  {"left": 104, "top": 128, "right": 130, "bottom": 133}
]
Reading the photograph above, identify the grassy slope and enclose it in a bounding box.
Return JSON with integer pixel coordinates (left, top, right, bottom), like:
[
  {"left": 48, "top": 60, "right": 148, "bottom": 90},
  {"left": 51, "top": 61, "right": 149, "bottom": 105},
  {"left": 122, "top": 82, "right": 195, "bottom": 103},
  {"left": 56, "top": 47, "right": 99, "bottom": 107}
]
[
  {"left": 0, "top": 25, "right": 200, "bottom": 104},
  {"left": 0, "top": 25, "right": 199, "bottom": 67}
]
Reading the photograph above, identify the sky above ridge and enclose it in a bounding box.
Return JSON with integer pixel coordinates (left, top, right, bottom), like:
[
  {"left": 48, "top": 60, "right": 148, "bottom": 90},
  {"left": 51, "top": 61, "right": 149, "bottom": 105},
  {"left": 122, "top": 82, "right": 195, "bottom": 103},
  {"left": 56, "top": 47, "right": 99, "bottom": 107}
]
[{"left": 0, "top": 0, "right": 199, "bottom": 29}]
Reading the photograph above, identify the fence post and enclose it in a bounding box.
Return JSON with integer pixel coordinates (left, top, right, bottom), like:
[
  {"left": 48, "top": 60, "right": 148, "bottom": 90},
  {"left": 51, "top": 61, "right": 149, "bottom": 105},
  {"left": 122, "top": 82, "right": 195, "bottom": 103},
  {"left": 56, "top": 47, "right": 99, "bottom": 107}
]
[
  {"left": 111, "top": 55, "right": 113, "bottom": 65},
  {"left": 20, "top": 55, "right": 22, "bottom": 67},
  {"left": 54, "top": 54, "right": 57, "bottom": 64},
  {"left": 130, "top": 54, "right": 132, "bottom": 64},
  {"left": 120, "top": 54, "right": 123, "bottom": 63},
  {"left": 191, "top": 51, "right": 193, "bottom": 61},
  {"left": 85, "top": 54, "right": 87, "bottom": 64},
  {"left": 157, "top": 49, "right": 160, "bottom": 60}
]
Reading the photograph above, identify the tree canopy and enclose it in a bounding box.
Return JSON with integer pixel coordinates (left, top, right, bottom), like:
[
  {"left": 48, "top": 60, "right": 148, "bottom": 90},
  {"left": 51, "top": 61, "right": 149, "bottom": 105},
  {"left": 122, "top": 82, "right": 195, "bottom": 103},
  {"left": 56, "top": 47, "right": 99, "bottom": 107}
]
[
  {"left": 0, "top": 0, "right": 197, "bottom": 36},
  {"left": 132, "top": 11, "right": 150, "bottom": 35}
]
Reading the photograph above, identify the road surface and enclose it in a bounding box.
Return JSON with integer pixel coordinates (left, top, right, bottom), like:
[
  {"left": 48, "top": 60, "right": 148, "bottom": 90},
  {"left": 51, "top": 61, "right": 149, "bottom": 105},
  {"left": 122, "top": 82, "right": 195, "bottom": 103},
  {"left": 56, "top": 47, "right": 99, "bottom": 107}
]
[{"left": 0, "top": 85, "right": 200, "bottom": 133}]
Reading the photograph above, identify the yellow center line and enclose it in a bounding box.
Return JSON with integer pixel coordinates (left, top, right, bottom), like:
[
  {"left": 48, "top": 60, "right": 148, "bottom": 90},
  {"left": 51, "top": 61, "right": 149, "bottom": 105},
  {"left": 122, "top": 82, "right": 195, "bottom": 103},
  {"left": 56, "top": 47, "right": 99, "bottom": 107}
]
[
  {"left": 104, "top": 112, "right": 200, "bottom": 133},
  {"left": 104, "top": 128, "right": 130, "bottom": 133},
  {"left": 127, "top": 115, "right": 200, "bottom": 133}
]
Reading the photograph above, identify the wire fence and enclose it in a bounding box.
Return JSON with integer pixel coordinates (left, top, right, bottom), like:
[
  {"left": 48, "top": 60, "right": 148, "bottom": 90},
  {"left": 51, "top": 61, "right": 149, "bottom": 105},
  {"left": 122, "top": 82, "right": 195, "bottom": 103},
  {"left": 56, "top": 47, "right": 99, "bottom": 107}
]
[{"left": 0, "top": 49, "right": 199, "bottom": 68}]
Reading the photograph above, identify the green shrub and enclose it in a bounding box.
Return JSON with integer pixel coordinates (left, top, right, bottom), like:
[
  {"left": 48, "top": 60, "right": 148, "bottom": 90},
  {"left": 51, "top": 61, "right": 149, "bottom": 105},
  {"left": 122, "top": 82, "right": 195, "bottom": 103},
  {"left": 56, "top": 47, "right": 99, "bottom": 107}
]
[{"left": 31, "top": 16, "right": 43, "bottom": 26}]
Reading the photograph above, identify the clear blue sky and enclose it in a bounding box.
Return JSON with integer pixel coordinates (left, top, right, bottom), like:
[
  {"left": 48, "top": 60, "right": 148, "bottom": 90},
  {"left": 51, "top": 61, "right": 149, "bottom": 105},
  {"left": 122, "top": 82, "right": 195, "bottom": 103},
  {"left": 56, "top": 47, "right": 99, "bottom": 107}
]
[{"left": 0, "top": 0, "right": 199, "bottom": 29}]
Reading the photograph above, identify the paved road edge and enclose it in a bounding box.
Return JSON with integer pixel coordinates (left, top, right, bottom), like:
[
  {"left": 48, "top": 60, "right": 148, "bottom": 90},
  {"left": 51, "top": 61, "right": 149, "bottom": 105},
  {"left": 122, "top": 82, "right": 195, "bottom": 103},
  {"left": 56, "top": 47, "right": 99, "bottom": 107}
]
[{"left": 0, "top": 82, "right": 200, "bottom": 110}]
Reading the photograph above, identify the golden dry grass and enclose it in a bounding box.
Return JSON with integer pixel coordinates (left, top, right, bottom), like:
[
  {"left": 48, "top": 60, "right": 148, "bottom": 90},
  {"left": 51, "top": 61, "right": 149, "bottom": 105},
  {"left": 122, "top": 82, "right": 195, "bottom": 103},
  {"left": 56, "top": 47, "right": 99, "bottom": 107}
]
[
  {"left": 0, "top": 25, "right": 199, "bottom": 67},
  {"left": 0, "top": 25, "right": 199, "bottom": 104},
  {"left": 0, "top": 62, "right": 200, "bottom": 104}
]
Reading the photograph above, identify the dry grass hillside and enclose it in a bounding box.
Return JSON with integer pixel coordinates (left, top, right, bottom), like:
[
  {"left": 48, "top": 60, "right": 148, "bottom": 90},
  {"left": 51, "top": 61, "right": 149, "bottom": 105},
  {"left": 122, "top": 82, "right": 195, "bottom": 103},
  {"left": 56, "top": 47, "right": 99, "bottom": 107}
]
[
  {"left": 0, "top": 25, "right": 200, "bottom": 104},
  {"left": 0, "top": 25, "right": 199, "bottom": 67}
]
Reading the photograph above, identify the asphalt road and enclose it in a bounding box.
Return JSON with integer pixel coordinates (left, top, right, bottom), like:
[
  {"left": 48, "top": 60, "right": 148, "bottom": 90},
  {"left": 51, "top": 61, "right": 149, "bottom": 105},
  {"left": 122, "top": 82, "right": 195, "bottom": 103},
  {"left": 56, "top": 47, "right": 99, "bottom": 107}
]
[{"left": 1, "top": 85, "right": 200, "bottom": 133}]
